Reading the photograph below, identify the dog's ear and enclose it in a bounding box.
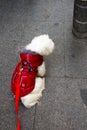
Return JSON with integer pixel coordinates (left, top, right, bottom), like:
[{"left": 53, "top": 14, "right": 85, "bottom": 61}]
[{"left": 25, "top": 35, "right": 55, "bottom": 56}]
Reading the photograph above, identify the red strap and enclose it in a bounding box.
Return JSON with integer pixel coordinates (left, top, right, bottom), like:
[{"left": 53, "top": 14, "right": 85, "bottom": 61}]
[
  {"left": 15, "top": 71, "right": 22, "bottom": 130},
  {"left": 16, "top": 119, "right": 21, "bottom": 130}
]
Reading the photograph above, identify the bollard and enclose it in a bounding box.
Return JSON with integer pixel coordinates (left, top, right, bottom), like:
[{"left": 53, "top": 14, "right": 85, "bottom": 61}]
[{"left": 72, "top": 0, "right": 87, "bottom": 38}]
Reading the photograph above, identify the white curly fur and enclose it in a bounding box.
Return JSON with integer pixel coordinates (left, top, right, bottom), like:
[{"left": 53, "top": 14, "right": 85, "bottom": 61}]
[
  {"left": 21, "top": 34, "right": 54, "bottom": 108},
  {"left": 25, "top": 35, "right": 54, "bottom": 55},
  {"left": 37, "top": 62, "right": 46, "bottom": 77}
]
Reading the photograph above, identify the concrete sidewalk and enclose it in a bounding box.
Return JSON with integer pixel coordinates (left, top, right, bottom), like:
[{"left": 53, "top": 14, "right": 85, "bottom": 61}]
[{"left": 0, "top": 0, "right": 87, "bottom": 130}]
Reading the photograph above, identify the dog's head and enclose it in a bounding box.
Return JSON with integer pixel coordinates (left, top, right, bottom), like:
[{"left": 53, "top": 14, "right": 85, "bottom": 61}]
[{"left": 25, "top": 35, "right": 54, "bottom": 56}]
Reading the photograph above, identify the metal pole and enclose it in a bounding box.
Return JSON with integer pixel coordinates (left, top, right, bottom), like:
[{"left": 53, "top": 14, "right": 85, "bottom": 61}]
[{"left": 72, "top": 0, "right": 87, "bottom": 38}]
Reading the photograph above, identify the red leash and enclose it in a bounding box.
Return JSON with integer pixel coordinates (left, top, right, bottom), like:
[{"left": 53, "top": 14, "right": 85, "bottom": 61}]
[{"left": 15, "top": 69, "right": 22, "bottom": 130}]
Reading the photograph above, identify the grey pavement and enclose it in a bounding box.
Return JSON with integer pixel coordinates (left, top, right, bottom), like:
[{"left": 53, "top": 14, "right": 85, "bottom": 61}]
[{"left": 0, "top": 0, "right": 87, "bottom": 130}]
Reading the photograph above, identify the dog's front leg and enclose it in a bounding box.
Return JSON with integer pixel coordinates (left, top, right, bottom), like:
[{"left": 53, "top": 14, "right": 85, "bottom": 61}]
[{"left": 37, "top": 61, "right": 46, "bottom": 77}]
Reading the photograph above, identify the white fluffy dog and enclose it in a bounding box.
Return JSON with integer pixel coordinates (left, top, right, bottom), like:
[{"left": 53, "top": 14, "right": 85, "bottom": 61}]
[{"left": 21, "top": 35, "right": 54, "bottom": 108}]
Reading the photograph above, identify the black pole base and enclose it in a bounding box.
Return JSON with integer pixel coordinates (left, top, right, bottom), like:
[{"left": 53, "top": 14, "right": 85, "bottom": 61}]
[{"left": 72, "top": 28, "right": 87, "bottom": 39}]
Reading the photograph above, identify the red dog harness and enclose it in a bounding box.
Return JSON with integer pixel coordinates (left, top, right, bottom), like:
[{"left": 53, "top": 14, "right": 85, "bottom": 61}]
[
  {"left": 11, "top": 52, "right": 43, "bottom": 130},
  {"left": 11, "top": 53, "right": 43, "bottom": 97}
]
